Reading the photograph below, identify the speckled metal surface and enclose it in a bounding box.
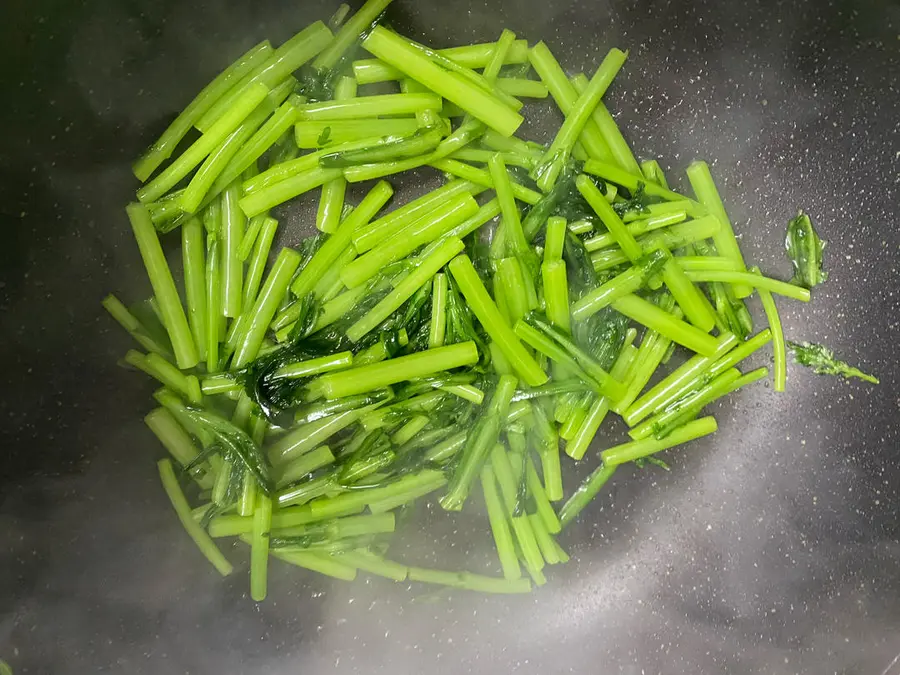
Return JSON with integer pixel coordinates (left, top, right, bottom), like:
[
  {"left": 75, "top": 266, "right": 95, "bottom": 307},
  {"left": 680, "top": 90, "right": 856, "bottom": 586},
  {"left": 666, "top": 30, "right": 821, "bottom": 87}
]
[{"left": 1, "top": 0, "right": 899, "bottom": 673}]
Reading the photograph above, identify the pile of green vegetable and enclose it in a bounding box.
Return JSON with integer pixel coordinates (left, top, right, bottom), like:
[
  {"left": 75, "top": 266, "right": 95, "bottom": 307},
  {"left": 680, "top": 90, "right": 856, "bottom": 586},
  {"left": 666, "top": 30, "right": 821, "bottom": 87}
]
[{"left": 104, "top": 0, "right": 878, "bottom": 598}]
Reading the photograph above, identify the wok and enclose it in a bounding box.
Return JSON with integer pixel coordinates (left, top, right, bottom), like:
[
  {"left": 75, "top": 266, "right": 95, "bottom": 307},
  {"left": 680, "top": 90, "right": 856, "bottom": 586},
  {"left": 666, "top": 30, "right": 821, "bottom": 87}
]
[{"left": 1, "top": 0, "right": 899, "bottom": 673}]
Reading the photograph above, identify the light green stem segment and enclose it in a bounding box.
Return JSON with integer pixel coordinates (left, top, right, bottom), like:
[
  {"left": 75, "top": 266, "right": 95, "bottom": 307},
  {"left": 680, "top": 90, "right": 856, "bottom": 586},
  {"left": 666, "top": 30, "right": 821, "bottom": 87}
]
[
  {"left": 352, "top": 180, "right": 480, "bottom": 253},
  {"left": 221, "top": 182, "right": 245, "bottom": 318},
  {"left": 347, "top": 237, "right": 465, "bottom": 341},
  {"left": 272, "top": 550, "right": 358, "bottom": 580},
  {"left": 488, "top": 441, "right": 544, "bottom": 571},
  {"left": 102, "top": 294, "right": 172, "bottom": 358},
  {"left": 316, "top": 66, "right": 354, "bottom": 235},
  {"left": 295, "top": 93, "right": 442, "bottom": 120},
  {"left": 297, "top": 118, "right": 420, "bottom": 148},
  {"left": 125, "top": 350, "right": 201, "bottom": 403},
  {"left": 137, "top": 82, "right": 270, "bottom": 204},
  {"left": 481, "top": 465, "right": 522, "bottom": 581},
  {"left": 528, "top": 41, "right": 612, "bottom": 162},
  {"left": 145, "top": 408, "right": 212, "bottom": 488},
  {"left": 269, "top": 409, "right": 364, "bottom": 466},
  {"left": 314, "top": 342, "right": 479, "bottom": 399},
  {"left": 448, "top": 255, "right": 548, "bottom": 387},
  {"left": 239, "top": 166, "right": 344, "bottom": 219},
  {"left": 407, "top": 567, "right": 532, "bottom": 594},
  {"left": 582, "top": 159, "right": 690, "bottom": 202},
  {"left": 132, "top": 41, "right": 273, "bottom": 182},
  {"left": 612, "top": 293, "right": 719, "bottom": 356},
  {"left": 571, "top": 72, "right": 641, "bottom": 175},
  {"left": 157, "top": 459, "right": 233, "bottom": 576},
  {"left": 584, "top": 211, "right": 687, "bottom": 251},
  {"left": 250, "top": 493, "right": 272, "bottom": 601},
  {"left": 432, "top": 158, "right": 543, "bottom": 205},
  {"left": 542, "top": 260, "right": 571, "bottom": 333},
  {"left": 276, "top": 445, "right": 336, "bottom": 487},
  {"left": 205, "top": 238, "right": 222, "bottom": 371},
  {"left": 536, "top": 48, "right": 627, "bottom": 191},
  {"left": 576, "top": 174, "right": 642, "bottom": 260},
  {"left": 362, "top": 27, "right": 523, "bottom": 137},
  {"left": 310, "top": 469, "right": 446, "bottom": 520},
  {"left": 428, "top": 272, "right": 448, "bottom": 348},
  {"left": 488, "top": 153, "right": 530, "bottom": 258},
  {"left": 274, "top": 352, "right": 353, "bottom": 379},
  {"left": 752, "top": 267, "right": 786, "bottom": 392},
  {"left": 238, "top": 214, "right": 265, "bottom": 262},
  {"left": 496, "top": 78, "right": 548, "bottom": 98},
  {"left": 232, "top": 247, "right": 302, "bottom": 368},
  {"left": 181, "top": 218, "right": 207, "bottom": 362},
  {"left": 312, "top": 0, "right": 393, "bottom": 71},
  {"left": 571, "top": 266, "right": 643, "bottom": 321},
  {"left": 196, "top": 21, "right": 333, "bottom": 132},
  {"left": 559, "top": 462, "right": 617, "bottom": 527},
  {"left": 333, "top": 550, "right": 408, "bottom": 582},
  {"left": 686, "top": 160, "right": 751, "bottom": 297},
  {"left": 661, "top": 257, "right": 717, "bottom": 332},
  {"left": 683, "top": 269, "right": 811, "bottom": 302},
  {"left": 440, "top": 383, "right": 484, "bottom": 404},
  {"left": 352, "top": 39, "right": 530, "bottom": 83},
  {"left": 602, "top": 416, "right": 718, "bottom": 466},
  {"left": 291, "top": 180, "right": 394, "bottom": 298},
  {"left": 242, "top": 217, "right": 278, "bottom": 313},
  {"left": 495, "top": 257, "right": 529, "bottom": 324},
  {"left": 543, "top": 216, "right": 567, "bottom": 263},
  {"left": 341, "top": 193, "right": 477, "bottom": 288},
  {"left": 127, "top": 203, "right": 198, "bottom": 369}
]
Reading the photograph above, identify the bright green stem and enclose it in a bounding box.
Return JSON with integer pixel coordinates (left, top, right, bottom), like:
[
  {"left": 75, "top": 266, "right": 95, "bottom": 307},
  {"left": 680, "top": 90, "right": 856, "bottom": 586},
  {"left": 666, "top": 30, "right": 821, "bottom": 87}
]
[
  {"left": 313, "top": 0, "right": 392, "bottom": 70},
  {"left": 310, "top": 469, "right": 446, "bottom": 520},
  {"left": 543, "top": 216, "right": 567, "bottom": 262},
  {"left": 102, "top": 294, "right": 172, "bottom": 358},
  {"left": 612, "top": 326, "right": 674, "bottom": 415},
  {"left": 333, "top": 550, "right": 408, "bottom": 581},
  {"left": 290, "top": 180, "right": 393, "bottom": 298},
  {"left": 448, "top": 255, "right": 547, "bottom": 386},
  {"left": 571, "top": 72, "right": 641, "bottom": 174},
  {"left": 231, "top": 248, "right": 302, "bottom": 368},
  {"left": 440, "top": 384, "right": 484, "bottom": 404},
  {"left": 297, "top": 118, "right": 419, "bottom": 148},
  {"left": 179, "top": 220, "right": 207, "bottom": 362},
  {"left": 582, "top": 159, "right": 689, "bottom": 202},
  {"left": 480, "top": 465, "right": 522, "bottom": 581},
  {"left": 571, "top": 266, "right": 642, "bottom": 321},
  {"left": 269, "top": 408, "right": 364, "bottom": 466},
  {"left": 602, "top": 416, "right": 718, "bottom": 466},
  {"left": 133, "top": 41, "right": 273, "bottom": 181},
  {"left": 428, "top": 272, "right": 448, "bottom": 348},
  {"left": 316, "top": 175, "right": 346, "bottom": 234},
  {"left": 559, "top": 462, "right": 616, "bottom": 527},
  {"left": 528, "top": 41, "right": 611, "bottom": 162},
  {"left": 576, "top": 174, "right": 642, "bottom": 260},
  {"left": 488, "top": 153, "right": 530, "bottom": 257},
  {"left": 207, "top": 98, "right": 300, "bottom": 203},
  {"left": 683, "top": 269, "right": 811, "bottom": 302},
  {"left": 347, "top": 238, "right": 465, "bottom": 341},
  {"left": 432, "top": 158, "right": 542, "bottom": 205},
  {"left": 204, "top": 239, "right": 222, "bottom": 371},
  {"left": 524, "top": 457, "right": 561, "bottom": 533},
  {"left": 239, "top": 166, "right": 344, "bottom": 218},
  {"left": 341, "top": 193, "right": 476, "bottom": 288},
  {"left": 238, "top": 214, "right": 265, "bottom": 262},
  {"left": 752, "top": 267, "right": 786, "bottom": 392},
  {"left": 542, "top": 260, "right": 571, "bottom": 333},
  {"left": 274, "top": 352, "right": 354, "bottom": 379},
  {"left": 157, "top": 459, "right": 233, "bottom": 575},
  {"left": 661, "top": 258, "right": 717, "bottom": 332},
  {"left": 565, "top": 396, "right": 610, "bottom": 461},
  {"left": 440, "top": 376, "right": 517, "bottom": 512},
  {"left": 277, "top": 445, "right": 336, "bottom": 487},
  {"left": 250, "top": 493, "right": 272, "bottom": 601},
  {"left": 137, "top": 82, "right": 269, "bottom": 204},
  {"left": 685, "top": 161, "right": 750, "bottom": 297},
  {"left": 315, "top": 342, "right": 479, "bottom": 399},
  {"left": 271, "top": 550, "right": 358, "bottom": 580},
  {"left": 352, "top": 180, "right": 480, "bottom": 253},
  {"left": 363, "top": 27, "right": 523, "bottom": 137},
  {"left": 127, "top": 203, "right": 198, "bottom": 368},
  {"left": 145, "top": 408, "right": 210, "bottom": 487},
  {"left": 196, "top": 22, "right": 332, "bottom": 132},
  {"left": 496, "top": 78, "right": 548, "bottom": 98},
  {"left": 295, "top": 93, "right": 442, "bottom": 121},
  {"left": 487, "top": 442, "right": 544, "bottom": 571},
  {"left": 612, "top": 293, "right": 719, "bottom": 356},
  {"left": 241, "top": 216, "right": 278, "bottom": 314},
  {"left": 536, "top": 48, "right": 627, "bottom": 191},
  {"left": 220, "top": 182, "right": 245, "bottom": 318},
  {"left": 496, "top": 257, "right": 529, "bottom": 324},
  {"left": 352, "top": 39, "right": 529, "bottom": 83},
  {"left": 584, "top": 211, "right": 687, "bottom": 252},
  {"left": 125, "top": 350, "right": 201, "bottom": 403}
]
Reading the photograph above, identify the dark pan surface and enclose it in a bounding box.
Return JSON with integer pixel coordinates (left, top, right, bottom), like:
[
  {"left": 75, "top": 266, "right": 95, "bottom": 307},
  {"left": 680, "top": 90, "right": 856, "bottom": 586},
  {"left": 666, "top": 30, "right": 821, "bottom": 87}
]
[{"left": 2, "top": 1, "right": 899, "bottom": 673}]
